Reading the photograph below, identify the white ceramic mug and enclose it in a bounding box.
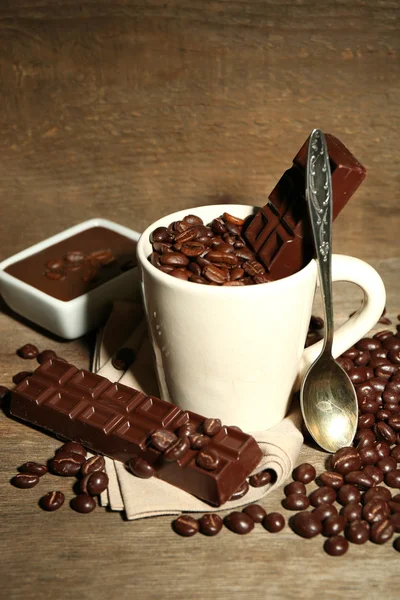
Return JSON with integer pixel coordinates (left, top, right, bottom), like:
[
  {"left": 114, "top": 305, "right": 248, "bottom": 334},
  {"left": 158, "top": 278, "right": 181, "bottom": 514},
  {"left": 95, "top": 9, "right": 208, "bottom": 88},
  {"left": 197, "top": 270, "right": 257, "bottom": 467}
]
[{"left": 137, "top": 205, "right": 386, "bottom": 432}]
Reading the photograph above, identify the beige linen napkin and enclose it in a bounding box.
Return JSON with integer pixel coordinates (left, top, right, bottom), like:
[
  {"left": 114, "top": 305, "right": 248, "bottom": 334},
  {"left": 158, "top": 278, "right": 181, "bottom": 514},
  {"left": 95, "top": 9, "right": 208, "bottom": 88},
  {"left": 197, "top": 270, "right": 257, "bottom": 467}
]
[{"left": 93, "top": 302, "right": 304, "bottom": 519}]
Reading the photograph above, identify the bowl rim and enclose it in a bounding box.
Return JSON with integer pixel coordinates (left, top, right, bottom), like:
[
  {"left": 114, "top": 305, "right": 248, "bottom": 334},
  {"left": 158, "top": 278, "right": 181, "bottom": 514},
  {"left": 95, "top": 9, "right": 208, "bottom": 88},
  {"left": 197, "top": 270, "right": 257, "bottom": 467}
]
[{"left": 0, "top": 218, "right": 141, "bottom": 307}]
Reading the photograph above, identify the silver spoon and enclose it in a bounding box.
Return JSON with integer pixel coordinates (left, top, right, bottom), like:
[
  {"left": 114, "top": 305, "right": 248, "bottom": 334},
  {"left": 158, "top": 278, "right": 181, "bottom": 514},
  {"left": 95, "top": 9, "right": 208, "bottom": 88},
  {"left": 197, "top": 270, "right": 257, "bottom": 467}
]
[{"left": 300, "top": 129, "right": 358, "bottom": 453}]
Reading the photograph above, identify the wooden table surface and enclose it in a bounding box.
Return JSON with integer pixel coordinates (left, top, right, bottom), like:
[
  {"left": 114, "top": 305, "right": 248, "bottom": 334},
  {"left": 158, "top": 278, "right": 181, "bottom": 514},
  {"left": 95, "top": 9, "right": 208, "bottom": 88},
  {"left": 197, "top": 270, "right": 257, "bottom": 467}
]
[{"left": 1, "top": 2, "right": 399, "bottom": 598}]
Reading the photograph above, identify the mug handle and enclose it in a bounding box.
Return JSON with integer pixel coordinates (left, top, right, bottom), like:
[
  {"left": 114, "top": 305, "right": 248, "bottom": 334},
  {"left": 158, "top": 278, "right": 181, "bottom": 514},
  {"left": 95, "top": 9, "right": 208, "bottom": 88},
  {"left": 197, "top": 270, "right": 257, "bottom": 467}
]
[{"left": 297, "top": 254, "right": 386, "bottom": 387}]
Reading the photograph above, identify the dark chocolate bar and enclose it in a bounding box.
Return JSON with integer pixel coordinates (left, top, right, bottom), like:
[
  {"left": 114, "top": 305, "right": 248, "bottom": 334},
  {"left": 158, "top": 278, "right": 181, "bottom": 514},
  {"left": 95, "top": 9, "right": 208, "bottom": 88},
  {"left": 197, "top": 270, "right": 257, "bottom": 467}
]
[
  {"left": 9, "top": 359, "right": 262, "bottom": 506},
  {"left": 244, "top": 133, "right": 366, "bottom": 279}
]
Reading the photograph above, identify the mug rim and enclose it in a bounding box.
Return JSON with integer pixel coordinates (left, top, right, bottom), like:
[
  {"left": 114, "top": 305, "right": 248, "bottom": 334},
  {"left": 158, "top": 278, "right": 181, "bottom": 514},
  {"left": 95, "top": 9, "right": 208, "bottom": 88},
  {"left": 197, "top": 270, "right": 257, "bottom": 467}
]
[{"left": 137, "top": 204, "right": 317, "bottom": 295}]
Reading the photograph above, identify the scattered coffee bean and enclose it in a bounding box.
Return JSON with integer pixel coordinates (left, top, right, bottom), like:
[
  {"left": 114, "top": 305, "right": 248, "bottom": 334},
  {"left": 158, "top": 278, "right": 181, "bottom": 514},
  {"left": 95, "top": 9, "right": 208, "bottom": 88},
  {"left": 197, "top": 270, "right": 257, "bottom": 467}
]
[
  {"left": 324, "top": 535, "right": 349, "bottom": 556},
  {"left": 229, "top": 480, "right": 249, "bottom": 501},
  {"left": 362, "top": 486, "right": 392, "bottom": 505},
  {"left": 370, "top": 518, "right": 394, "bottom": 544},
  {"left": 196, "top": 448, "right": 220, "bottom": 471},
  {"left": 385, "top": 469, "right": 400, "bottom": 488},
  {"left": 284, "top": 481, "right": 307, "bottom": 496},
  {"left": 345, "top": 519, "right": 370, "bottom": 544},
  {"left": 203, "top": 418, "right": 222, "bottom": 436},
  {"left": 50, "top": 451, "right": 86, "bottom": 476},
  {"left": 359, "top": 446, "right": 379, "bottom": 466},
  {"left": 199, "top": 513, "right": 223, "bottom": 536},
  {"left": 331, "top": 447, "right": 362, "bottom": 475},
  {"left": 337, "top": 484, "right": 361, "bottom": 506},
  {"left": 322, "top": 515, "right": 346, "bottom": 537},
  {"left": 362, "top": 465, "right": 384, "bottom": 485},
  {"left": 151, "top": 429, "right": 178, "bottom": 452},
  {"left": 37, "top": 350, "right": 57, "bottom": 364},
  {"left": 12, "top": 371, "right": 33, "bottom": 384},
  {"left": 309, "top": 486, "right": 336, "bottom": 507},
  {"left": 262, "top": 512, "right": 285, "bottom": 533},
  {"left": 11, "top": 473, "right": 39, "bottom": 488},
  {"left": 291, "top": 511, "right": 322, "bottom": 538},
  {"left": 57, "top": 442, "right": 87, "bottom": 458},
  {"left": 249, "top": 469, "right": 274, "bottom": 488},
  {"left": 318, "top": 471, "right": 343, "bottom": 489},
  {"left": 40, "top": 491, "right": 65, "bottom": 511},
  {"left": 128, "top": 456, "right": 155, "bottom": 479},
  {"left": 313, "top": 503, "right": 338, "bottom": 522},
  {"left": 164, "top": 437, "right": 190, "bottom": 462},
  {"left": 394, "top": 536, "right": 400, "bottom": 552},
  {"left": 172, "top": 515, "right": 199, "bottom": 537},
  {"left": 70, "top": 494, "right": 96, "bottom": 514},
  {"left": 283, "top": 494, "right": 310, "bottom": 511},
  {"left": 80, "top": 455, "right": 105, "bottom": 476},
  {"left": 340, "top": 503, "right": 362, "bottom": 522},
  {"left": 362, "top": 498, "right": 390, "bottom": 524},
  {"left": 376, "top": 456, "right": 397, "bottom": 473},
  {"left": 292, "top": 463, "right": 316, "bottom": 484},
  {"left": 112, "top": 347, "right": 136, "bottom": 370},
  {"left": 19, "top": 462, "right": 47, "bottom": 477},
  {"left": 242, "top": 504, "right": 266, "bottom": 523},
  {"left": 343, "top": 470, "right": 375, "bottom": 489},
  {"left": 224, "top": 511, "right": 254, "bottom": 534},
  {"left": 17, "top": 344, "right": 39, "bottom": 359},
  {"left": 391, "top": 513, "right": 400, "bottom": 533},
  {"left": 80, "top": 471, "right": 109, "bottom": 496}
]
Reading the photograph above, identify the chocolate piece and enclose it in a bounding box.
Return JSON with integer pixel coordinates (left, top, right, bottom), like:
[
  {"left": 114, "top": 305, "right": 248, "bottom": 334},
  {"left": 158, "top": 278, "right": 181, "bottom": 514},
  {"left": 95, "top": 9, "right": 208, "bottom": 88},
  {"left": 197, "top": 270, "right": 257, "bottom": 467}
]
[
  {"left": 244, "top": 134, "right": 366, "bottom": 279},
  {"left": 10, "top": 358, "right": 262, "bottom": 506},
  {"left": 5, "top": 227, "right": 137, "bottom": 302}
]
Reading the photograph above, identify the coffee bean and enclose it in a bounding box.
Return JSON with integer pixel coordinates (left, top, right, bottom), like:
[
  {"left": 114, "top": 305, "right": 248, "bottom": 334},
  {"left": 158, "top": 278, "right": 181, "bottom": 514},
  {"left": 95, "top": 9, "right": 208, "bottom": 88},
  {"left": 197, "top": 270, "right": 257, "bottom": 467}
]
[
  {"left": 19, "top": 461, "right": 47, "bottom": 477},
  {"left": 374, "top": 421, "right": 397, "bottom": 444},
  {"left": 80, "top": 455, "right": 105, "bottom": 476},
  {"left": 384, "top": 337, "right": 400, "bottom": 351},
  {"left": 203, "top": 264, "right": 228, "bottom": 284},
  {"left": 389, "top": 501, "right": 400, "bottom": 516},
  {"left": 389, "top": 415, "right": 400, "bottom": 431},
  {"left": 40, "top": 491, "right": 65, "bottom": 511},
  {"left": 243, "top": 504, "right": 267, "bottom": 523},
  {"left": 363, "top": 498, "right": 390, "bottom": 524},
  {"left": 45, "top": 269, "right": 67, "bottom": 281},
  {"left": 331, "top": 447, "right": 362, "bottom": 475},
  {"left": 313, "top": 503, "right": 338, "bottom": 522},
  {"left": 344, "top": 470, "right": 375, "bottom": 489},
  {"left": 356, "top": 338, "right": 382, "bottom": 351},
  {"left": 291, "top": 511, "right": 322, "bottom": 538},
  {"left": 249, "top": 469, "right": 274, "bottom": 488},
  {"left": 224, "top": 512, "right": 254, "bottom": 534},
  {"left": 336, "top": 357, "right": 353, "bottom": 372},
  {"left": 11, "top": 473, "right": 39, "bottom": 488},
  {"left": 284, "top": 494, "right": 310, "bottom": 511},
  {"left": 340, "top": 503, "right": 362, "bottom": 522},
  {"left": 229, "top": 480, "right": 249, "bottom": 501},
  {"left": 363, "top": 487, "right": 391, "bottom": 506},
  {"left": 199, "top": 513, "right": 223, "bottom": 536},
  {"left": 176, "top": 422, "right": 196, "bottom": 438},
  {"left": 262, "top": 512, "right": 285, "bottom": 533},
  {"left": 359, "top": 446, "right": 379, "bottom": 466},
  {"left": 369, "top": 377, "right": 388, "bottom": 393},
  {"left": 188, "top": 433, "right": 209, "bottom": 450},
  {"left": 337, "top": 484, "right": 361, "bottom": 506},
  {"left": 292, "top": 463, "right": 316, "bottom": 484},
  {"left": 348, "top": 367, "right": 374, "bottom": 384},
  {"left": 370, "top": 518, "right": 394, "bottom": 544},
  {"left": 345, "top": 519, "right": 370, "bottom": 544},
  {"left": 151, "top": 429, "right": 178, "bottom": 452},
  {"left": 385, "top": 469, "right": 400, "bottom": 488},
  {"left": 377, "top": 456, "right": 397, "bottom": 473},
  {"left": 354, "top": 350, "right": 371, "bottom": 367},
  {"left": 164, "top": 437, "right": 190, "bottom": 462},
  {"left": 196, "top": 448, "right": 220, "bottom": 471},
  {"left": 309, "top": 486, "right": 336, "bottom": 507},
  {"left": 284, "top": 481, "right": 307, "bottom": 496},
  {"left": 355, "top": 429, "right": 376, "bottom": 449},
  {"left": 81, "top": 471, "right": 109, "bottom": 496},
  {"left": 322, "top": 515, "right": 346, "bottom": 537},
  {"left": 203, "top": 418, "right": 222, "bottom": 436},
  {"left": 50, "top": 452, "right": 85, "bottom": 476},
  {"left": 318, "top": 471, "right": 344, "bottom": 489},
  {"left": 57, "top": 442, "right": 87, "bottom": 458},
  {"left": 112, "top": 347, "right": 136, "bottom": 370},
  {"left": 374, "top": 441, "right": 391, "bottom": 458},
  {"left": 128, "top": 456, "right": 155, "bottom": 479},
  {"left": 17, "top": 344, "right": 39, "bottom": 359},
  {"left": 71, "top": 494, "right": 96, "bottom": 514},
  {"left": 391, "top": 445, "right": 400, "bottom": 462},
  {"left": 37, "top": 350, "right": 57, "bottom": 364},
  {"left": 324, "top": 535, "right": 349, "bottom": 556},
  {"left": 12, "top": 371, "right": 33, "bottom": 384},
  {"left": 358, "top": 413, "right": 375, "bottom": 429},
  {"left": 309, "top": 315, "right": 324, "bottom": 330},
  {"left": 342, "top": 346, "right": 359, "bottom": 359}
]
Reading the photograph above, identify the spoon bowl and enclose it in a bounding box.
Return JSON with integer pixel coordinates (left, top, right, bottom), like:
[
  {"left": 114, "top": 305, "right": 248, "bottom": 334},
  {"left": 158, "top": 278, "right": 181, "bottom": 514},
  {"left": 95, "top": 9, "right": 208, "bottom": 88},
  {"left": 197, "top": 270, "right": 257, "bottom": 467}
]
[{"left": 300, "top": 129, "right": 358, "bottom": 452}]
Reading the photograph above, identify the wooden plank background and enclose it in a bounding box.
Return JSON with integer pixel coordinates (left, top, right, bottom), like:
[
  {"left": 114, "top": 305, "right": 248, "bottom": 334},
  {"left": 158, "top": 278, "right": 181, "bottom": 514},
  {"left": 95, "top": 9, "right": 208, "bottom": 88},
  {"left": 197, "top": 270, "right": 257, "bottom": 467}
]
[{"left": 0, "top": 2, "right": 399, "bottom": 599}]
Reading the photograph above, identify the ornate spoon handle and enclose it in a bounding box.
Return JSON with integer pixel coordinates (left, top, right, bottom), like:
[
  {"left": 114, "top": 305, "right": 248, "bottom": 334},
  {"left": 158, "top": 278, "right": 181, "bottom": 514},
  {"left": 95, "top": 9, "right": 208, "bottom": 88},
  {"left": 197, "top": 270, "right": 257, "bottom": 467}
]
[{"left": 306, "top": 129, "right": 334, "bottom": 353}]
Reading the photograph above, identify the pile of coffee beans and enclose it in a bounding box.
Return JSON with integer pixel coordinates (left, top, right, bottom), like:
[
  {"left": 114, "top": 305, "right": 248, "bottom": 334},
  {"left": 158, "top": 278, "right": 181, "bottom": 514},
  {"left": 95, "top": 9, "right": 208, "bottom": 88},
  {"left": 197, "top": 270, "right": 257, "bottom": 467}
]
[
  {"left": 148, "top": 212, "right": 272, "bottom": 285},
  {"left": 10, "top": 441, "right": 108, "bottom": 514},
  {"left": 172, "top": 504, "right": 285, "bottom": 537}
]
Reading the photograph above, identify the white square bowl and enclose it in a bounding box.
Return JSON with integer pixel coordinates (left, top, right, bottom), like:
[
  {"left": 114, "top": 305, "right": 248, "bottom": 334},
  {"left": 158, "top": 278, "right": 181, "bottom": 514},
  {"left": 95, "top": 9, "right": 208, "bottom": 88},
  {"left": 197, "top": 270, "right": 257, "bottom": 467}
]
[{"left": 0, "top": 218, "right": 141, "bottom": 339}]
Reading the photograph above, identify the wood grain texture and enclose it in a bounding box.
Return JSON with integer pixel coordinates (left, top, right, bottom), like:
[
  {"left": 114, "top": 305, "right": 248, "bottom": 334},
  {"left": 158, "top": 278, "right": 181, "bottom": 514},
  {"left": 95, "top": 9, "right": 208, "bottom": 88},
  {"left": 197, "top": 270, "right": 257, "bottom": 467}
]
[{"left": 0, "top": 2, "right": 400, "bottom": 599}]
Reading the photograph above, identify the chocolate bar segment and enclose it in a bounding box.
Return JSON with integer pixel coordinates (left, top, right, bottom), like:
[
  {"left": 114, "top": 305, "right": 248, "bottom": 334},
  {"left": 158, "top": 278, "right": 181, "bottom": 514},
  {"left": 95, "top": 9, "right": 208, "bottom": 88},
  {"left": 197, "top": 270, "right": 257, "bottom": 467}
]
[
  {"left": 244, "top": 133, "right": 366, "bottom": 279},
  {"left": 10, "top": 359, "right": 262, "bottom": 506}
]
